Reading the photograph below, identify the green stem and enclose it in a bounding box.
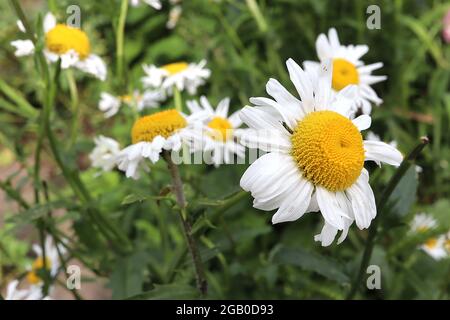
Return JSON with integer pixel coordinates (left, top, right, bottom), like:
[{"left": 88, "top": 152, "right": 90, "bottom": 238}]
[
  {"left": 173, "top": 86, "right": 183, "bottom": 113},
  {"left": 162, "top": 151, "right": 208, "bottom": 296},
  {"left": 116, "top": 0, "right": 128, "bottom": 84},
  {"left": 66, "top": 70, "right": 80, "bottom": 147},
  {"left": 346, "top": 137, "right": 429, "bottom": 300},
  {"left": 245, "top": 0, "right": 268, "bottom": 34}
]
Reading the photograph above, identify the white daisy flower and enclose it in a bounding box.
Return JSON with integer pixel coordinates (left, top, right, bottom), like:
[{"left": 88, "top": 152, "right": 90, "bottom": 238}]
[
  {"left": 116, "top": 109, "right": 205, "bottom": 179},
  {"left": 304, "top": 28, "right": 386, "bottom": 116},
  {"left": 4, "top": 280, "right": 48, "bottom": 300},
  {"left": 166, "top": 5, "right": 182, "bottom": 29},
  {"left": 26, "top": 236, "right": 65, "bottom": 285},
  {"left": 142, "top": 60, "right": 211, "bottom": 95},
  {"left": 130, "top": 0, "right": 162, "bottom": 9},
  {"left": 11, "top": 13, "right": 107, "bottom": 80},
  {"left": 187, "top": 96, "right": 248, "bottom": 167},
  {"left": 421, "top": 236, "right": 447, "bottom": 260},
  {"left": 89, "top": 135, "right": 121, "bottom": 172},
  {"left": 410, "top": 213, "right": 437, "bottom": 233},
  {"left": 239, "top": 59, "right": 403, "bottom": 246},
  {"left": 98, "top": 90, "right": 162, "bottom": 118}
]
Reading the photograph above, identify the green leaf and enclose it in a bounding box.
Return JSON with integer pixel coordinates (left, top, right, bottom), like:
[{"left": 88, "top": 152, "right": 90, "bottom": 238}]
[
  {"left": 389, "top": 166, "right": 418, "bottom": 217},
  {"left": 126, "top": 284, "right": 199, "bottom": 300},
  {"left": 109, "top": 252, "right": 149, "bottom": 299},
  {"left": 274, "top": 247, "right": 350, "bottom": 285}
]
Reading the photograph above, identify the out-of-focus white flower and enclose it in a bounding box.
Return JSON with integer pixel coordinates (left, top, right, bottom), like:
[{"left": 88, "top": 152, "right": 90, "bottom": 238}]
[
  {"left": 421, "top": 236, "right": 447, "bottom": 260},
  {"left": 410, "top": 213, "right": 437, "bottom": 233},
  {"left": 166, "top": 5, "right": 182, "bottom": 29},
  {"left": 26, "top": 236, "right": 65, "bottom": 285},
  {"left": 129, "top": 0, "right": 162, "bottom": 9},
  {"left": 187, "top": 96, "right": 248, "bottom": 167},
  {"left": 98, "top": 90, "right": 163, "bottom": 118},
  {"left": 11, "top": 13, "right": 107, "bottom": 80},
  {"left": 142, "top": 60, "right": 211, "bottom": 95},
  {"left": 89, "top": 136, "right": 121, "bottom": 172},
  {"left": 4, "top": 280, "right": 49, "bottom": 300},
  {"left": 304, "top": 28, "right": 386, "bottom": 116}
]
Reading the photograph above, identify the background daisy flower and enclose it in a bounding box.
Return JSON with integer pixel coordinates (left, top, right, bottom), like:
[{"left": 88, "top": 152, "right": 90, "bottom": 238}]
[
  {"left": 11, "top": 12, "right": 107, "bottom": 80},
  {"left": 303, "top": 28, "right": 386, "bottom": 116},
  {"left": 130, "top": 0, "right": 162, "bottom": 9},
  {"left": 141, "top": 60, "right": 211, "bottom": 95},
  {"left": 116, "top": 109, "right": 205, "bottom": 179},
  {"left": 26, "top": 236, "right": 65, "bottom": 286},
  {"left": 410, "top": 213, "right": 437, "bottom": 233},
  {"left": 187, "top": 96, "right": 248, "bottom": 167},
  {"left": 239, "top": 59, "right": 403, "bottom": 246},
  {"left": 89, "top": 135, "right": 121, "bottom": 173},
  {"left": 4, "top": 280, "right": 48, "bottom": 300},
  {"left": 98, "top": 90, "right": 163, "bottom": 118},
  {"left": 420, "top": 236, "right": 448, "bottom": 260}
]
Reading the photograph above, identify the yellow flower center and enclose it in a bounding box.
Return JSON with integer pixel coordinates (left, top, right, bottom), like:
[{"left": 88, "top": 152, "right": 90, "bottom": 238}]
[
  {"left": 207, "top": 117, "right": 233, "bottom": 142},
  {"left": 332, "top": 58, "right": 359, "bottom": 91},
  {"left": 131, "top": 109, "right": 187, "bottom": 144},
  {"left": 291, "top": 111, "right": 364, "bottom": 192},
  {"left": 26, "top": 257, "right": 51, "bottom": 285},
  {"left": 424, "top": 238, "right": 438, "bottom": 249},
  {"left": 445, "top": 239, "right": 450, "bottom": 251},
  {"left": 120, "top": 94, "right": 142, "bottom": 104},
  {"left": 45, "top": 24, "right": 91, "bottom": 60},
  {"left": 162, "top": 62, "right": 189, "bottom": 75}
]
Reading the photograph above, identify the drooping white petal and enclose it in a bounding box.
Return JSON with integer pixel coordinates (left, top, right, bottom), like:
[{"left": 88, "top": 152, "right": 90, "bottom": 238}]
[
  {"left": 352, "top": 114, "right": 371, "bottom": 131},
  {"left": 316, "top": 186, "right": 346, "bottom": 230},
  {"left": 364, "top": 140, "right": 403, "bottom": 166}
]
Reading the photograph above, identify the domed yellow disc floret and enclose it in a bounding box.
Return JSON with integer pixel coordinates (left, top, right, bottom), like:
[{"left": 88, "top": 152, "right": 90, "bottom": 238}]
[
  {"left": 132, "top": 109, "right": 187, "bottom": 144},
  {"left": 207, "top": 117, "right": 233, "bottom": 142},
  {"left": 45, "top": 24, "right": 91, "bottom": 60},
  {"left": 291, "top": 111, "right": 364, "bottom": 192},
  {"left": 162, "top": 62, "right": 189, "bottom": 75},
  {"left": 332, "top": 58, "right": 359, "bottom": 91},
  {"left": 26, "top": 257, "right": 51, "bottom": 285}
]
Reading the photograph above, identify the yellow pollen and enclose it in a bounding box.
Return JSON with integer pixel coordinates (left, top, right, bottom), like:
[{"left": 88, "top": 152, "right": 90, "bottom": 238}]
[
  {"left": 26, "top": 257, "right": 51, "bottom": 285},
  {"left": 131, "top": 109, "right": 187, "bottom": 144},
  {"left": 291, "top": 111, "right": 365, "bottom": 192},
  {"left": 424, "top": 238, "right": 438, "bottom": 249},
  {"left": 162, "top": 62, "right": 189, "bottom": 75},
  {"left": 45, "top": 24, "right": 90, "bottom": 60},
  {"left": 332, "top": 58, "right": 359, "bottom": 91},
  {"left": 207, "top": 117, "right": 233, "bottom": 142}
]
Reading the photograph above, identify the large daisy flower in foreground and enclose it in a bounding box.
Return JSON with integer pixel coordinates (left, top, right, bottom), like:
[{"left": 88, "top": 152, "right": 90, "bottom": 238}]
[
  {"left": 116, "top": 109, "right": 205, "bottom": 179},
  {"left": 11, "top": 13, "right": 107, "bottom": 80},
  {"left": 239, "top": 59, "right": 403, "bottom": 246},
  {"left": 187, "top": 96, "right": 248, "bottom": 167},
  {"left": 142, "top": 60, "right": 210, "bottom": 95},
  {"left": 303, "top": 28, "right": 386, "bottom": 115},
  {"left": 26, "top": 236, "right": 64, "bottom": 285}
]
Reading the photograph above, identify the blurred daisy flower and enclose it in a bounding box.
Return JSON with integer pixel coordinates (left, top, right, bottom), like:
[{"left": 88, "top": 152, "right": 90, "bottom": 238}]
[
  {"left": 89, "top": 135, "right": 121, "bottom": 173},
  {"left": 410, "top": 213, "right": 437, "bottom": 233},
  {"left": 304, "top": 28, "right": 386, "bottom": 116},
  {"left": 116, "top": 109, "right": 206, "bottom": 179},
  {"left": 98, "top": 90, "right": 163, "bottom": 118},
  {"left": 421, "top": 236, "right": 447, "bottom": 260},
  {"left": 142, "top": 60, "right": 211, "bottom": 95},
  {"left": 187, "top": 96, "right": 248, "bottom": 167},
  {"left": 239, "top": 59, "right": 403, "bottom": 246},
  {"left": 4, "top": 280, "right": 48, "bottom": 300},
  {"left": 11, "top": 13, "right": 107, "bottom": 80},
  {"left": 130, "top": 0, "right": 162, "bottom": 9},
  {"left": 167, "top": 5, "right": 182, "bottom": 29},
  {"left": 26, "top": 236, "right": 65, "bottom": 286}
]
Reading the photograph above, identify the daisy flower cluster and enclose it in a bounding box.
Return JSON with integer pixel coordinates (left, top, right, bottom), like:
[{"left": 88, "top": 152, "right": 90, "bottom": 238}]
[
  {"left": 410, "top": 213, "right": 450, "bottom": 260},
  {"left": 89, "top": 27, "right": 403, "bottom": 247}
]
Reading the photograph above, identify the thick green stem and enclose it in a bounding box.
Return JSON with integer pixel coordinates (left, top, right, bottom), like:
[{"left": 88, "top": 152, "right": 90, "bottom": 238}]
[
  {"left": 346, "top": 137, "right": 429, "bottom": 299},
  {"left": 116, "top": 0, "right": 128, "bottom": 84},
  {"left": 163, "top": 151, "right": 208, "bottom": 296},
  {"left": 245, "top": 0, "right": 268, "bottom": 33}
]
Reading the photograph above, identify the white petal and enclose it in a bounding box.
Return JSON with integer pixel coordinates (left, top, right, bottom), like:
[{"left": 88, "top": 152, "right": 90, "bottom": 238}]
[
  {"left": 265, "top": 78, "right": 305, "bottom": 120},
  {"left": 43, "top": 12, "right": 57, "bottom": 33},
  {"left": 364, "top": 140, "right": 403, "bottom": 166},
  {"left": 286, "top": 58, "right": 315, "bottom": 112},
  {"left": 314, "top": 223, "right": 338, "bottom": 247},
  {"left": 10, "top": 40, "right": 34, "bottom": 57},
  {"left": 314, "top": 60, "right": 333, "bottom": 110},
  {"left": 316, "top": 186, "right": 346, "bottom": 230},
  {"left": 352, "top": 114, "right": 371, "bottom": 131}
]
